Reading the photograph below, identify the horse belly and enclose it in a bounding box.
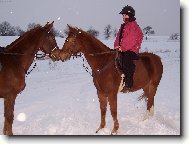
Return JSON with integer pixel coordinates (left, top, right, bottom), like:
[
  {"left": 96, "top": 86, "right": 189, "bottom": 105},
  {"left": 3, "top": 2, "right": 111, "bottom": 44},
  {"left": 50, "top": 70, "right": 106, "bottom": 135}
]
[{"left": 134, "top": 60, "right": 150, "bottom": 86}]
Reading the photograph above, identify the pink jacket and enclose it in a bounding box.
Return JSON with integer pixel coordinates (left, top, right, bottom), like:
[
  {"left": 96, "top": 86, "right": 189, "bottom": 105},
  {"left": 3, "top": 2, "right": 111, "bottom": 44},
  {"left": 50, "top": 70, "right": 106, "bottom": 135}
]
[{"left": 114, "top": 21, "right": 143, "bottom": 54}]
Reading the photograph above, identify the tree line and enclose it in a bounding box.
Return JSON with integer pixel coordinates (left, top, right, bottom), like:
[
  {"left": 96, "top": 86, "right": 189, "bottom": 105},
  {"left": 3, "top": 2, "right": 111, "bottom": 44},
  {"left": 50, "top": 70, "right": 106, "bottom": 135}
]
[{"left": 1, "top": 21, "right": 174, "bottom": 40}]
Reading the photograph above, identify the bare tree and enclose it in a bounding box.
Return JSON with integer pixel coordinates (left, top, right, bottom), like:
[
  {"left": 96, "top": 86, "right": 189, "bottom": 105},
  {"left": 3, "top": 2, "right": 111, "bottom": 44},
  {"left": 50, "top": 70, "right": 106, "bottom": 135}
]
[
  {"left": 104, "top": 24, "right": 112, "bottom": 40},
  {"left": 63, "top": 27, "right": 69, "bottom": 37},
  {"left": 143, "top": 26, "right": 155, "bottom": 40},
  {"left": 87, "top": 27, "right": 99, "bottom": 38},
  {"left": 14, "top": 26, "right": 25, "bottom": 36},
  {"left": 169, "top": 33, "right": 180, "bottom": 40},
  {"left": 27, "top": 23, "right": 40, "bottom": 31},
  {"left": 113, "top": 28, "right": 118, "bottom": 38},
  {"left": 0, "top": 21, "right": 16, "bottom": 36}
]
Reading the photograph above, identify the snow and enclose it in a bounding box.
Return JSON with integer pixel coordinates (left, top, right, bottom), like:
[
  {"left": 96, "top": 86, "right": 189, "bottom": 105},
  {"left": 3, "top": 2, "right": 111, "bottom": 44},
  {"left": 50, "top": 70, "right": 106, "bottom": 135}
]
[{"left": 0, "top": 36, "right": 180, "bottom": 135}]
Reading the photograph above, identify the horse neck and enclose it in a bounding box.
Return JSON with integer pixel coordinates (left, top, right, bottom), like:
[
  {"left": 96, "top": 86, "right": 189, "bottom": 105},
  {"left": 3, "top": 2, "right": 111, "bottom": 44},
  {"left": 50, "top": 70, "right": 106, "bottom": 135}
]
[
  {"left": 80, "top": 34, "right": 113, "bottom": 71},
  {"left": 8, "top": 28, "right": 44, "bottom": 72}
]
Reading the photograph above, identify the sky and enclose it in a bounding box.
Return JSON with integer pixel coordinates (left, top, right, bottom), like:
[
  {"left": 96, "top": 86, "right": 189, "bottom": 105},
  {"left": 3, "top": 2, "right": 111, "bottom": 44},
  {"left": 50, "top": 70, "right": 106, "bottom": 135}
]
[{"left": 0, "top": 0, "right": 180, "bottom": 36}]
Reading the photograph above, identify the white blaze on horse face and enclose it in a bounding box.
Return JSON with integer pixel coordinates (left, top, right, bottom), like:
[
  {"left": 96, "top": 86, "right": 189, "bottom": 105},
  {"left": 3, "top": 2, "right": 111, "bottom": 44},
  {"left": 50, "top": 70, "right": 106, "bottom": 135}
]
[{"left": 118, "top": 74, "right": 125, "bottom": 92}]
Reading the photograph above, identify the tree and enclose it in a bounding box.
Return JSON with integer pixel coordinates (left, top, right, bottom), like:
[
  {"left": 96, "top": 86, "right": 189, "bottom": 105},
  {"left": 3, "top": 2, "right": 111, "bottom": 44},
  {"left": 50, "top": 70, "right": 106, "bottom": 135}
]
[
  {"left": 104, "top": 24, "right": 112, "bottom": 40},
  {"left": 87, "top": 27, "right": 99, "bottom": 38},
  {"left": 52, "top": 28, "right": 64, "bottom": 38},
  {"left": 169, "top": 33, "right": 180, "bottom": 40},
  {"left": 52, "top": 27, "right": 60, "bottom": 37},
  {"left": 0, "top": 21, "right": 16, "bottom": 36},
  {"left": 63, "top": 27, "right": 69, "bottom": 37},
  {"left": 27, "top": 23, "right": 40, "bottom": 31},
  {"left": 143, "top": 26, "right": 155, "bottom": 40},
  {"left": 14, "top": 26, "right": 25, "bottom": 36}
]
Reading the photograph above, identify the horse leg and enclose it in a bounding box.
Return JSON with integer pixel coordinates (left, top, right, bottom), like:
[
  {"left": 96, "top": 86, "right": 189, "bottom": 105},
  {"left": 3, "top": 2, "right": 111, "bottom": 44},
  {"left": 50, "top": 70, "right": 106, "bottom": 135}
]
[
  {"left": 143, "top": 82, "right": 157, "bottom": 120},
  {"left": 3, "top": 96, "right": 16, "bottom": 135},
  {"left": 96, "top": 92, "right": 108, "bottom": 133},
  {"left": 108, "top": 93, "right": 119, "bottom": 135}
]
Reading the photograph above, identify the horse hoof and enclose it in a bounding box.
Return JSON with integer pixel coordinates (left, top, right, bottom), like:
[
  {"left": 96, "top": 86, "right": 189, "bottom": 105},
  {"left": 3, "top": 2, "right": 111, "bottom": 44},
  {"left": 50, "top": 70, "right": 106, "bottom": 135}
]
[
  {"left": 111, "top": 131, "right": 118, "bottom": 135},
  {"left": 96, "top": 127, "right": 103, "bottom": 133},
  {"left": 143, "top": 107, "right": 154, "bottom": 121},
  {"left": 111, "top": 129, "right": 118, "bottom": 135}
]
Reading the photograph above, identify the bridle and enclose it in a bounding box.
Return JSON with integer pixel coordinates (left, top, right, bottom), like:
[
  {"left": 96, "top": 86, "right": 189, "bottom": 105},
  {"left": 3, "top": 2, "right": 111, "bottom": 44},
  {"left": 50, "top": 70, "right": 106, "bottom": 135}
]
[
  {"left": 0, "top": 28, "right": 59, "bottom": 76},
  {"left": 25, "top": 29, "right": 59, "bottom": 76},
  {"left": 40, "top": 29, "right": 59, "bottom": 58},
  {"left": 0, "top": 29, "right": 58, "bottom": 58},
  {"left": 66, "top": 28, "right": 117, "bottom": 76},
  {"left": 67, "top": 28, "right": 116, "bottom": 56}
]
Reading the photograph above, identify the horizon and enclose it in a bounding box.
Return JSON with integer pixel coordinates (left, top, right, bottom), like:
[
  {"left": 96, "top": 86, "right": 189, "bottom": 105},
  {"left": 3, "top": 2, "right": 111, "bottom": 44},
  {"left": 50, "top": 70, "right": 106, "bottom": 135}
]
[{"left": 0, "top": 0, "right": 180, "bottom": 36}]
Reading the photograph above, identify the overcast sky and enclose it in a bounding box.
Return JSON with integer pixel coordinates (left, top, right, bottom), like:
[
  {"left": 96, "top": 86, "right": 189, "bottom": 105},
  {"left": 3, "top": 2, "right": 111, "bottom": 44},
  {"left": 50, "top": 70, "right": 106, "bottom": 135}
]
[{"left": 0, "top": 0, "right": 180, "bottom": 36}]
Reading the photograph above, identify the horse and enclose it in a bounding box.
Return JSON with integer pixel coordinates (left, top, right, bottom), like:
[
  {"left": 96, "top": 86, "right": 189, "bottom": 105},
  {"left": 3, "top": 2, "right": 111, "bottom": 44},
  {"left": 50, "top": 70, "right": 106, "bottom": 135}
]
[
  {"left": 51, "top": 25, "right": 163, "bottom": 135},
  {"left": 0, "top": 21, "right": 59, "bottom": 135}
]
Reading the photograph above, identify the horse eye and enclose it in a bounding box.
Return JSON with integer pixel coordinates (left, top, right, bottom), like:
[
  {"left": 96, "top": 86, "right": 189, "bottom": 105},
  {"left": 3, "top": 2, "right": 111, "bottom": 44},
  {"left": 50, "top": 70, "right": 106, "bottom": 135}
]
[{"left": 66, "top": 39, "right": 69, "bottom": 42}]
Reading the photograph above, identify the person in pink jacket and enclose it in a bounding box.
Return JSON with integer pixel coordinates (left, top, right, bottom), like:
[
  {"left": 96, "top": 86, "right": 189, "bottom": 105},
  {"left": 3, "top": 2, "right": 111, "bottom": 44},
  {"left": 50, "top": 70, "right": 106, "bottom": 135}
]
[{"left": 114, "top": 5, "right": 143, "bottom": 88}]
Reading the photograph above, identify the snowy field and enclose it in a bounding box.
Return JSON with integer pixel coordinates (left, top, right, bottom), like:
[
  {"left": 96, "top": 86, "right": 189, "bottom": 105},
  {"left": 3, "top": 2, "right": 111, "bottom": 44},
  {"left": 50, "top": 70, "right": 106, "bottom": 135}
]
[{"left": 0, "top": 36, "right": 180, "bottom": 135}]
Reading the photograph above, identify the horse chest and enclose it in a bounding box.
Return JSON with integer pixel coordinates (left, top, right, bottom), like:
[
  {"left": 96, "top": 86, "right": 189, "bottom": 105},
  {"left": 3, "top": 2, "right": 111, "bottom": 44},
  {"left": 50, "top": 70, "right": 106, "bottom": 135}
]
[{"left": 0, "top": 64, "right": 25, "bottom": 94}]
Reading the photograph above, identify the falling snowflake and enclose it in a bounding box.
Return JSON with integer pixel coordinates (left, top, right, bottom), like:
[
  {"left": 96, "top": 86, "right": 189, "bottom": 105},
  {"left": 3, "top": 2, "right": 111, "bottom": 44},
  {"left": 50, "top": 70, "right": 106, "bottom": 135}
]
[
  {"left": 16, "top": 113, "right": 26, "bottom": 122},
  {"left": 57, "top": 17, "right": 61, "bottom": 21}
]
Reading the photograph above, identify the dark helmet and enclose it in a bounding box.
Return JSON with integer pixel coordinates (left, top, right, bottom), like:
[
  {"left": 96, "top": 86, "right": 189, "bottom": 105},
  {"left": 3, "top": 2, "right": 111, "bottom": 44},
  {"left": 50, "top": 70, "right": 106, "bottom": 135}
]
[{"left": 119, "top": 5, "right": 135, "bottom": 16}]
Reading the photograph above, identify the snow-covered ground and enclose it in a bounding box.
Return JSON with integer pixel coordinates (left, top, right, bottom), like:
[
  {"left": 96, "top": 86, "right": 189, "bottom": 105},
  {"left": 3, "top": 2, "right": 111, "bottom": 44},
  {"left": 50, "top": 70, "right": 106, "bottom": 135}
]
[{"left": 0, "top": 36, "right": 180, "bottom": 135}]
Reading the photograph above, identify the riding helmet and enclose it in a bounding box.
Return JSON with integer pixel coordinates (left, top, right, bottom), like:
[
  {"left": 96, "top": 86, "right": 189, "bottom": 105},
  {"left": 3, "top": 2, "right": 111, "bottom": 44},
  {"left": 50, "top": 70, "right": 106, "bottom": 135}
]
[
  {"left": 119, "top": 5, "right": 135, "bottom": 16},
  {"left": 119, "top": 5, "right": 136, "bottom": 22}
]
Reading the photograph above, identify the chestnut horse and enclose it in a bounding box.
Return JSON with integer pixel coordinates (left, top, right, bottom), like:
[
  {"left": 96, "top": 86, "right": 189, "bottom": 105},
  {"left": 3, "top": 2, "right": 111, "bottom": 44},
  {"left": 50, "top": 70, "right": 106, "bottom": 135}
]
[
  {"left": 51, "top": 26, "right": 163, "bottom": 135},
  {"left": 0, "top": 22, "right": 58, "bottom": 135}
]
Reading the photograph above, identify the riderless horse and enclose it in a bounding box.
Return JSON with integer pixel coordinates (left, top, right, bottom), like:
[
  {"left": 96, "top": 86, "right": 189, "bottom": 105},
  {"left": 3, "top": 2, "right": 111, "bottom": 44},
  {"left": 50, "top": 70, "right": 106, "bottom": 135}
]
[{"left": 0, "top": 22, "right": 58, "bottom": 135}]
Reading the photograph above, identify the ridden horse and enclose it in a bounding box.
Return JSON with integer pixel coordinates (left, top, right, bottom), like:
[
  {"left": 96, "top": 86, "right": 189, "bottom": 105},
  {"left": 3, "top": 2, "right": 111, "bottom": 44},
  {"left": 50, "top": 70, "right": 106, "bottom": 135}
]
[
  {"left": 0, "top": 22, "right": 58, "bottom": 135},
  {"left": 51, "top": 25, "right": 163, "bottom": 134}
]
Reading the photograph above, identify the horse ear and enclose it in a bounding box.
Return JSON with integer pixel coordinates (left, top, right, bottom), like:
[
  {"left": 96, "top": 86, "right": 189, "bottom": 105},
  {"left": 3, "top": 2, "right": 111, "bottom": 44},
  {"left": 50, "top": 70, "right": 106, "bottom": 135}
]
[
  {"left": 44, "top": 21, "right": 54, "bottom": 32},
  {"left": 67, "top": 24, "right": 76, "bottom": 33},
  {"left": 44, "top": 21, "right": 50, "bottom": 27},
  {"left": 48, "top": 21, "right": 54, "bottom": 30}
]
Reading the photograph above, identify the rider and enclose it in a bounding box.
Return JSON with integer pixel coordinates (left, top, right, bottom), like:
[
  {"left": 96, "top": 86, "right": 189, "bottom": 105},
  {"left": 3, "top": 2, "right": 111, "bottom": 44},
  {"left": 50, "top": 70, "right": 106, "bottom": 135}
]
[{"left": 114, "top": 5, "right": 143, "bottom": 88}]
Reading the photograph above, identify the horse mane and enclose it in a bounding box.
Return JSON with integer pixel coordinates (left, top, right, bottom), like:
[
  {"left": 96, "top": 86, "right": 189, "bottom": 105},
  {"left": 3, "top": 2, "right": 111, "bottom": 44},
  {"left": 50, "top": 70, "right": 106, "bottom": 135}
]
[
  {"left": 78, "top": 28, "right": 111, "bottom": 52},
  {"left": 6, "top": 26, "right": 42, "bottom": 51}
]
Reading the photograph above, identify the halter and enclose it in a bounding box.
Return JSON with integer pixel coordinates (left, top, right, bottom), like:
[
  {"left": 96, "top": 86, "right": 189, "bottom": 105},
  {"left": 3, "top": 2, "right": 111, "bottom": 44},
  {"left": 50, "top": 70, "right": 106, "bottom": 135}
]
[
  {"left": 0, "top": 28, "right": 59, "bottom": 76},
  {"left": 25, "top": 29, "right": 59, "bottom": 76}
]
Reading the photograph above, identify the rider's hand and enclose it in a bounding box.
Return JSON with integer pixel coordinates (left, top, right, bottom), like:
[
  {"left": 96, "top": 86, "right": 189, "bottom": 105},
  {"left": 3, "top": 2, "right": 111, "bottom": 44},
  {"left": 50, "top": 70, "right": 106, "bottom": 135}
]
[{"left": 115, "top": 46, "right": 122, "bottom": 52}]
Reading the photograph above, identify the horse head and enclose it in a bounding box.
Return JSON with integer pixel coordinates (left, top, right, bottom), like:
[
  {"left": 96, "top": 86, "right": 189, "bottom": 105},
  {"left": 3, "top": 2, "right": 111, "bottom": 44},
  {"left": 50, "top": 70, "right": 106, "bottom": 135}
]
[
  {"left": 39, "top": 21, "right": 59, "bottom": 59},
  {"left": 51, "top": 25, "right": 83, "bottom": 61}
]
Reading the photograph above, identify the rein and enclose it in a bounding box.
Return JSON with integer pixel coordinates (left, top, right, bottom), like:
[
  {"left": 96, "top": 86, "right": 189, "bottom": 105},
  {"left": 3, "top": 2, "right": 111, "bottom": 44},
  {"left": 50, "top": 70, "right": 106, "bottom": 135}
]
[
  {"left": 0, "top": 52, "right": 28, "bottom": 56},
  {"left": 88, "top": 50, "right": 116, "bottom": 56},
  {"left": 70, "top": 28, "right": 117, "bottom": 76},
  {"left": 0, "top": 46, "right": 58, "bottom": 57}
]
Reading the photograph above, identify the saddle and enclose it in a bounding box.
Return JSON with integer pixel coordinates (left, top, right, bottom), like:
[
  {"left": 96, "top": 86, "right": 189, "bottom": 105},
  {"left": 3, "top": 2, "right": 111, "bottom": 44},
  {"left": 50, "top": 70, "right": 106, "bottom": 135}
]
[
  {"left": 115, "top": 51, "right": 139, "bottom": 74},
  {"left": 115, "top": 51, "right": 139, "bottom": 88}
]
